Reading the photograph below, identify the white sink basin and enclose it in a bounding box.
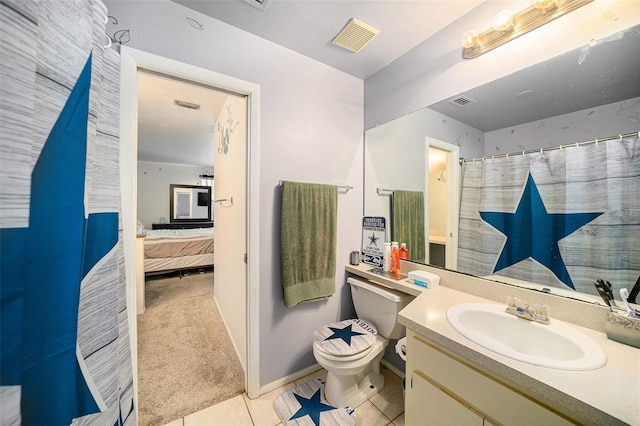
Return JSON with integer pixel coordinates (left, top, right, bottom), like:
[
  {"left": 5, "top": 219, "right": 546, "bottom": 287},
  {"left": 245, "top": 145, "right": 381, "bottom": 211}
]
[{"left": 446, "top": 303, "right": 606, "bottom": 370}]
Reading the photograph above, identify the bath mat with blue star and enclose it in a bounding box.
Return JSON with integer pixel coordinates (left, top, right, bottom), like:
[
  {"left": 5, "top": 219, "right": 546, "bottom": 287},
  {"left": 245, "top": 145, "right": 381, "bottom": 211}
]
[{"left": 273, "top": 378, "right": 357, "bottom": 426}]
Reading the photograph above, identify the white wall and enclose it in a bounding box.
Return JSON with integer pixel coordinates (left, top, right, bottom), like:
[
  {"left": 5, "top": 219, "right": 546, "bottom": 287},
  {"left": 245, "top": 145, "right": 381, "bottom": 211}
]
[
  {"left": 484, "top": 97, "right": 640, "bottom": 155},
  {"left": 106, "top": 0, "right": 363, "bottom": 387},
  {"left": 136, "top": 160, "right": 213, "bottom": 229},
  {"left": 364, "top": 106, "right": 484, "bottom": 233},
  {"left": 365, "top": 1, "right": 640, "bottom": 130}
]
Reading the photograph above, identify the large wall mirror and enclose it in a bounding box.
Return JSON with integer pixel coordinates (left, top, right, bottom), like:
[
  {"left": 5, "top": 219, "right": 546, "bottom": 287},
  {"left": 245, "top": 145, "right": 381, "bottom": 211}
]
[
  {"left": 170, "top": 184, "right": 212, "bottom": 222},
  {"left": 364, "top": 24, "right": 640, "bottom": 307}
]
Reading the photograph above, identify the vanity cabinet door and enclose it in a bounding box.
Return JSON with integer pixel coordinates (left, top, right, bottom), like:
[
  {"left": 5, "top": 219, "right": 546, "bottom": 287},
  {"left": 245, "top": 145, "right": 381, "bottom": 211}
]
[
  {"left": 408, "top": 371, "right": 483, "bottom": 426},
  {"left": 406, "top": 330, "right": 574, "bottom": 426}
]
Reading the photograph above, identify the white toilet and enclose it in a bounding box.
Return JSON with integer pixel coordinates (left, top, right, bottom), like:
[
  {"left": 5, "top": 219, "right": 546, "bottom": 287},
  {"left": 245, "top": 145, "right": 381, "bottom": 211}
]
[{"left": 312, "top": 277, "right": 413, "bottom": 408}]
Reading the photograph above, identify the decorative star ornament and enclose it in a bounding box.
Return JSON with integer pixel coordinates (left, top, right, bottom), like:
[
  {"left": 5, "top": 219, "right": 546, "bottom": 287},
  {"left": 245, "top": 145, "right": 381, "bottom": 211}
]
[
  {"left": 367, "top": 232, "right": 379, "bottom": 247},
  {"left": 324, "top": 324, "right": 365, "bottom": 346},
  {"left": 289, "top": 388, "right": 335, "bottom": 426},
  {"left": 480, "top": 173, "right": 603, "bottom": 290}
]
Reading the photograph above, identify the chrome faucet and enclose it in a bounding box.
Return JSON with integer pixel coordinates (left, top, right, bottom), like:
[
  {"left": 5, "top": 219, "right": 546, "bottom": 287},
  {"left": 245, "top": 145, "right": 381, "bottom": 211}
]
[{"left": 506, "top": 296, "right": 550, "bottom": 325}]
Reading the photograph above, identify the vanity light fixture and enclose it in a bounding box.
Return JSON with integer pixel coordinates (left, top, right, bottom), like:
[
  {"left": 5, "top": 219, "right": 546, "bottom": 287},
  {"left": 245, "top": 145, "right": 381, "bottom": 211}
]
[
  {"left": 492, "top": 10, "right": 515, "bottom": 32},
  {"left": 461, "top": 30, "right": 479, "bottom": 49},
  {"left": 461, "top": 0, "right": 593, "bottom": 59}
]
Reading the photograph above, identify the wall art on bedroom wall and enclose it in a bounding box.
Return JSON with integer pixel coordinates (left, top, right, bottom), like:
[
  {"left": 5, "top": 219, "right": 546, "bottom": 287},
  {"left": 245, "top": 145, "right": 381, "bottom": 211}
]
[{"left": 217, "top": 103, "right": 240, "bottom": 156}]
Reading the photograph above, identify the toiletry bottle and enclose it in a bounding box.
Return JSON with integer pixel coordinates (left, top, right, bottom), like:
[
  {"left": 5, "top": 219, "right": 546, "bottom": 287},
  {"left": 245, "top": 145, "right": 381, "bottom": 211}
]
[
  {"left": 391, "top": 242, "right": 400, "bottom": 274},
  {"left": 383, "top": 242, "right": 391, "bottom": 272},
  {"left": 399, "top": 243, "right": 409, "bottom": 260}
]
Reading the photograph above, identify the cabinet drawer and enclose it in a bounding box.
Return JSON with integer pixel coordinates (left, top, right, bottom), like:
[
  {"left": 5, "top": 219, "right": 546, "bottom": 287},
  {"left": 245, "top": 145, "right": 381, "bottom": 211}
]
[{"left": 408, "top": 332, "right": 574, "bottom": 426}]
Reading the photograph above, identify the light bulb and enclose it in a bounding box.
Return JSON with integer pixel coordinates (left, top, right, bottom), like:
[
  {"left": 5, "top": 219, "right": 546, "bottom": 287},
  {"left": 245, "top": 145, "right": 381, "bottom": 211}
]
[
  {"left": 492, "top": 10, "right": 514, "bottom": 32},
  {"left": 461, "top": 29, "right": 479, "bottom": 48}
]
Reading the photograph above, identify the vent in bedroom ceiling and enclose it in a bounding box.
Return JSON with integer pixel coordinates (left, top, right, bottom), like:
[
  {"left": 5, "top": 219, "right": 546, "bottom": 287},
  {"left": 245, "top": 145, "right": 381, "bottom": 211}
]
[
  {"left": 332, "top": 18, "right": 380, "bottom": 53},
  {"left": 243, "top": 0, "right": 271, "bottom": 11},
  {"left": 174, "top": 99, "right": 200, "bottom": 110},
  {"left": 448, "top": 95, "right": 476, "bottom": 108}
]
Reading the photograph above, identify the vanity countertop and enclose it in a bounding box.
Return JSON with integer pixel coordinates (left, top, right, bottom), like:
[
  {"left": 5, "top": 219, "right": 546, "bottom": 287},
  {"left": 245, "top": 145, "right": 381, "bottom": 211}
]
[{"left": 346, "top": 263, "right": 640, "bottom": 425}]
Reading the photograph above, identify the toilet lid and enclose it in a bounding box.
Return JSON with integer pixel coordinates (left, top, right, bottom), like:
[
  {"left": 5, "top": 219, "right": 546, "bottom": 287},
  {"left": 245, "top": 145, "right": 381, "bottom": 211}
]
[{"left": 313, "top": 319, "right": 377, "bottom": 356}]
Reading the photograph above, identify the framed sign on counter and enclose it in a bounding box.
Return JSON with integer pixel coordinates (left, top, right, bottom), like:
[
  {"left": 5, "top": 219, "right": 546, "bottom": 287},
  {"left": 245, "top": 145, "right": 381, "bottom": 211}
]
[{"left": 361, "top": 216, "right": 386, "bottom": 267}]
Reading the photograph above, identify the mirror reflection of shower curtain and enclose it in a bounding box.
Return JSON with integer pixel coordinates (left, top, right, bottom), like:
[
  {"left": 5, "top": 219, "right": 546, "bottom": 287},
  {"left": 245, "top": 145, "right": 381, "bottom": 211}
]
[{"left": 457, "top": 135, "right": 640, "bottom": 298}]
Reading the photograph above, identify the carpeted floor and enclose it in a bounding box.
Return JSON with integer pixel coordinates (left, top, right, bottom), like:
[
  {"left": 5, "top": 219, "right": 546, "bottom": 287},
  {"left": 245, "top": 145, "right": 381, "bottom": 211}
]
[{"left": 137, "top": 271, "right": 245, "bottom": 426}]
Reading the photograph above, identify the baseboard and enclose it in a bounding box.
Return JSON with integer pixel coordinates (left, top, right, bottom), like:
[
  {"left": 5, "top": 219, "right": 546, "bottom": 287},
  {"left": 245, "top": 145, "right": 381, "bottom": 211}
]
[
  {"left": 212, "top": 295, "right": 247, "bottom": 374},
  {"left": 258, "top": 363, "right": 323, "bottom": 397},
  {"left": 381, "top": 359, "right": 405, "bottom": 379}
]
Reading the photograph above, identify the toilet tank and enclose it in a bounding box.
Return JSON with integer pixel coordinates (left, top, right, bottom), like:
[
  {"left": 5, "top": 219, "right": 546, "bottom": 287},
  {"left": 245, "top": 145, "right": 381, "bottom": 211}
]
[{"left": 348, "top": 277, "right": 414, "bottom": 339}]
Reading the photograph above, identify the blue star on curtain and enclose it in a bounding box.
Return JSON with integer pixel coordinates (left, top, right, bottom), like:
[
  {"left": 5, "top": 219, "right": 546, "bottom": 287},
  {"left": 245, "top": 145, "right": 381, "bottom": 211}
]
[
  {"left": 324, "top": 324, "right": 365, "bottom": 346},
  {"left": 480, "top": 173, "right": 603, "bottom": 290},
  {"left": 0, "top": 55, "right": 119, "bottom": 425},
  {"left": 289, "top": 388, "right": 336, "bottom": 426}
]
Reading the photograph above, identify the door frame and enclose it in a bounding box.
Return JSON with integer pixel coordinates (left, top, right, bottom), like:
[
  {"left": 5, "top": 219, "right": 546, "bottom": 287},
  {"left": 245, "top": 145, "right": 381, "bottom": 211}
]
[
  {"left": 426, "top": 137, "right": 459, "bottom": 270},
  {"left": 119, "top": 46, "right": 261, "bottom": 403}
]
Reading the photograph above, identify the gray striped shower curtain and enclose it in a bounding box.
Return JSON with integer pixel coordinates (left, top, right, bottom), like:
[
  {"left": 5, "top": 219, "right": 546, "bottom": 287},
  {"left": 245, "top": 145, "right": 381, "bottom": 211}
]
[{"left": 1, "top": 0, "right": 135, "bottom": 424}]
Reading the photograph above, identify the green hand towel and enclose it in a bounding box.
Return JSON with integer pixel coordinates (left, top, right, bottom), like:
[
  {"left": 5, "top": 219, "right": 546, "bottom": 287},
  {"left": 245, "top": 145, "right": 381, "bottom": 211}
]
[
  {"left": 281, "top": 181, "right": 338, "bottom": 307},
  {"left": 392, "top": 190, "right": 426, "bottom": 263}
]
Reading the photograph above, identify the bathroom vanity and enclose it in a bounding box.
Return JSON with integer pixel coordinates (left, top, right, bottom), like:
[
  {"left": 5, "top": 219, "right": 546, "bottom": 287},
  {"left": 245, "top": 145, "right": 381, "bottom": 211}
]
[
  {"left": 346, "top": 263, "right": 640, "bottom": 425},
  {"left": 406, "top": 330, "right": 570, "bottom": 425}
]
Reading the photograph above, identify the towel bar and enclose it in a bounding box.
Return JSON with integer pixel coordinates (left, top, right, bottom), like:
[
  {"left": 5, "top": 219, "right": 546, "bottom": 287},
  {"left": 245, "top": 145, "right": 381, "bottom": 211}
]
[{"left": 278, "top": 180, "right": 353, "bottom": 193}]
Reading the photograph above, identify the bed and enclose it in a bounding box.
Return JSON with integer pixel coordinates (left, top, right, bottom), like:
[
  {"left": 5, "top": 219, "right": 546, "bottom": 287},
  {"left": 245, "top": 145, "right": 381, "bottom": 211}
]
[{"left": 143, "top": 227, "right": 214, "bottom": 276}]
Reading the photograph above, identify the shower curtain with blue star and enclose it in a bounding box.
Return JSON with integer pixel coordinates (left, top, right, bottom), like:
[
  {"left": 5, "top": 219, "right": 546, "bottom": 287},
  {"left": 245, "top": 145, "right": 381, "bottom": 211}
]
[
  {"left": 458, "top": 135, "right": 640, "bottom": 299},
  {"left": 0, "top": 0, "right": 135, "bottom": 424}
]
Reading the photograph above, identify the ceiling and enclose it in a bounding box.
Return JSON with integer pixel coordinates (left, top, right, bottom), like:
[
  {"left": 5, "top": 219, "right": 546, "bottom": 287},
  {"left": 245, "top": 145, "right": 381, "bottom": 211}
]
[
  {"left": 172, "top": 0, "right": 484, "bottom": 79},
  {"left": 138, "top": 1, "right": 640, "bottom": 167},
  {"left": 139, "top": 0, "right": 485, "bottom": 166},
  {"left": 138, "top": 71, "right": 232, "bottom": 167}
]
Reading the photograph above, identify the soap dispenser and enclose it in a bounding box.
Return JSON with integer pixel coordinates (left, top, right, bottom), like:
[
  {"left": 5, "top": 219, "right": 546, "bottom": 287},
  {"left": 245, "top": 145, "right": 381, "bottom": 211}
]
[
  {"left": 391, "top": 242, "right": 400, "bottom": 274},
  {"left": 383, "top": 242, "right": 391, "bottom": 272},
  {"left": 399, "top": 243, "right": 409, "bottom": 260}
]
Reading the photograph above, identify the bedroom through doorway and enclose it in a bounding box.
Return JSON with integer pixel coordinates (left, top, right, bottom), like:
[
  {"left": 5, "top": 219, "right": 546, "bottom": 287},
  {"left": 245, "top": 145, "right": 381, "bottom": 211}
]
[{"left": 135, "top": 69, "right": 248, "bottom": 425}]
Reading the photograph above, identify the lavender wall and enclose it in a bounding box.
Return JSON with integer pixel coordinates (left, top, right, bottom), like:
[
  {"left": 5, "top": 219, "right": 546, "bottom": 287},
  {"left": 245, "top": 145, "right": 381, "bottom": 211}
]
[{"left": 105, "top": 0, "right": 363, "bottom": 387}]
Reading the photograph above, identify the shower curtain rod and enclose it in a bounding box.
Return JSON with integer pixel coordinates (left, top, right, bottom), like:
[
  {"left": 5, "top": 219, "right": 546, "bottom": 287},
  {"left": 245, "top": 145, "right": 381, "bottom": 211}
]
[
  {"left": 460, "top": 131, "right": 639, "bottom": 163},
  {"left": 278, "top": 180, "right": 353, "bottom": 193}
]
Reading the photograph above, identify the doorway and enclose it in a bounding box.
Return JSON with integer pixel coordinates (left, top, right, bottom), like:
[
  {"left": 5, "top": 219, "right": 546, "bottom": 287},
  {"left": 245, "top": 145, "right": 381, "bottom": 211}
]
[
  {"left": 135, "top": 69, "right": 246, "bottom": 423},
  {"left": 426, "top": 137, "right": 459, "bottom": 270},
  {"left": 119, "top": 47, "right": 261, "bottom": 412}
]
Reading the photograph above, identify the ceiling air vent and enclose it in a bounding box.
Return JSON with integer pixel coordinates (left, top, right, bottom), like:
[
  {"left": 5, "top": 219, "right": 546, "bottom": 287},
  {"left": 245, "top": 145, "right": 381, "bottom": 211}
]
[
  {"left": 332, "top": 18, "right": 380, "bottom": 53},
  {"left": 448, "top": 95, "right": 476, "bottom": 108}
]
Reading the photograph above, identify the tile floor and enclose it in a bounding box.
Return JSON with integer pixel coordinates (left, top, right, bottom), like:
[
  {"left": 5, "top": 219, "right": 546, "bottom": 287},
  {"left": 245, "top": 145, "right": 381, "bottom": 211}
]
[{"left": 162, "top": 366, "right": 405, "bottom": 426}]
